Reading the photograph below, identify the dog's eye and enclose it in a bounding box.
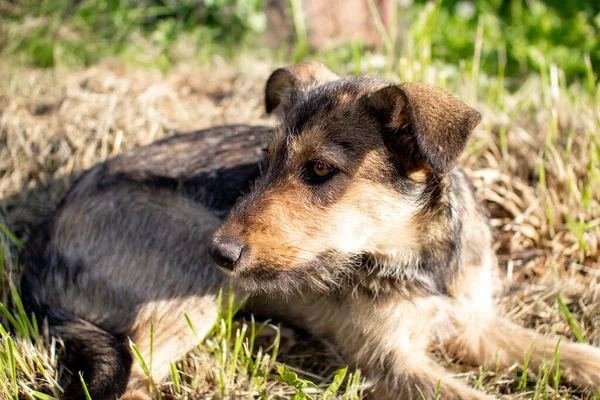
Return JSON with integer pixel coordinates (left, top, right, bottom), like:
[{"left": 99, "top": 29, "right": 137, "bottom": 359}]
[
  {"left": 304, "top": 161, "right": 336, "bottom": 183},
  {"left": 312, "top": 161, "right": 332, "bottom": 176}
]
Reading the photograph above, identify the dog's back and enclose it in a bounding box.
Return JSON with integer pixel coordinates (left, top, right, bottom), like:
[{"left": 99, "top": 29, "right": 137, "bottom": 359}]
[{"left": 21, "top": 125, "right": 269, "bottom": 400}]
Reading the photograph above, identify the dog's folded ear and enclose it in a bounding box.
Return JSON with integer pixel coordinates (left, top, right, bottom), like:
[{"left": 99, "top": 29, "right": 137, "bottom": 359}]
[
  {"left": 365, "top": 83, "right": 481, "bottom": 174},
  {"left": 265, "top": 62, "right": 339, "bottom": 114}
]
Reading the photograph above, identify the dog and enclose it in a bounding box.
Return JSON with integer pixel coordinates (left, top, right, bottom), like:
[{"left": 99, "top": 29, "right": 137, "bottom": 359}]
[{"left": 21, "top": 62, "right": 600, "bottom": 399}]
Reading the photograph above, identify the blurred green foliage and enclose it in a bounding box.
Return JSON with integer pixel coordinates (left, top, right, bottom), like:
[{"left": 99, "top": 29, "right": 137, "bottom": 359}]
[
  {"left": 0, "top": 0, "right": 598, "bottom": 83},
  {"left": 0, "top": 0, "right": 266, "bottom": 68},
  {"left": 410, "top": 0, "right": 599, "bottom": 80}
]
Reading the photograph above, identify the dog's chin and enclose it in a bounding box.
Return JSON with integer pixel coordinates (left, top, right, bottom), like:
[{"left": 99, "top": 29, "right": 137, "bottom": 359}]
[
  {"left": 224, "top": 251, "right": 358, "bottom": 297},
  {"left": 228, "top": 274, "right": 296, "bottom": 298},
  {"left": 224, "top": 265, "right": 310, "bottom": 297}
]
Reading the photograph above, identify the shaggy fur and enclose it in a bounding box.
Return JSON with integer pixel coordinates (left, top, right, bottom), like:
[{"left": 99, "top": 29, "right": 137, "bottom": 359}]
[
  {"left": 20, "top": 63, "right": 600, "bottom": 400},
  {"left": 214, "top": 62, "right": 600, "bottom": 399}
]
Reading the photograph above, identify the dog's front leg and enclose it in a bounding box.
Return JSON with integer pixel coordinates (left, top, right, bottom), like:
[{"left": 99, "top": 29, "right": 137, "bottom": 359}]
[
  {"left": 360, "top": 355, "right": 494, "bottom": 400},
  {"left": 251, "top": 293, "right": 496, "bottom": 398},
  {"left": 446, "top": 313, "right": 600, "bottom": 394},
  {"left": 329, "top": 294, "right": 496, "bottom": 400}
]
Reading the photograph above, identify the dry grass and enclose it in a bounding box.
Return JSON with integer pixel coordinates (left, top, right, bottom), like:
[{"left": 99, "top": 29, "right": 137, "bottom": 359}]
[{"left": 0, "top": 52, "right": 598, "bottom": 399}]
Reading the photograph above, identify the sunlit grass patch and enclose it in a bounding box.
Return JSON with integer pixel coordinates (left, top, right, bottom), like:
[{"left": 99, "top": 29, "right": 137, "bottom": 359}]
[{"left": 0, "top": 226, "right": 61, "bottom": 400}]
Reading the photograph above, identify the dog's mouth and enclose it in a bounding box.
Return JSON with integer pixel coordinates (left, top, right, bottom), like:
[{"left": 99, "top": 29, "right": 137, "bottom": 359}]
[{"left": 217, "top": 250, "right": 357, "bottom": 297}]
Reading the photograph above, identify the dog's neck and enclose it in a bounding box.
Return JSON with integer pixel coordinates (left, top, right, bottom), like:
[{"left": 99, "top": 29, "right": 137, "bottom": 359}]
[{"left": 350, "top": 171, "right": 465, "bottom": 299}]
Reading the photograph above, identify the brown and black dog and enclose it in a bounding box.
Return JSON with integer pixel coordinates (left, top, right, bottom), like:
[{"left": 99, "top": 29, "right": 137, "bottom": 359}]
[{"left": 21, "top": 63, "right": 600, "bottom": 399}]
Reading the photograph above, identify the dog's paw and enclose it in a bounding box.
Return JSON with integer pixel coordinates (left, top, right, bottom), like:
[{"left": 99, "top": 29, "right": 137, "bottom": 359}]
[
  {"left": 119, "top": 389, "right": 153, "bottom": 400},
  {"left": 559, "top": 342, "right": 600, "bottom": 393}
]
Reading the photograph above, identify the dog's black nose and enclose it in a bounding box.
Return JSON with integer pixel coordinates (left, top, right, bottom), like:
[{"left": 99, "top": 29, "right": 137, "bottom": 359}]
[{"left": 209, "top": 237, "right": 246, "bottom": 270}]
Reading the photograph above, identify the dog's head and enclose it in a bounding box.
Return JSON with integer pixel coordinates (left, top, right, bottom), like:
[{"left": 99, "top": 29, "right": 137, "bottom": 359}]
[{"left": 210, "top": 62, "right": 481, "bottom": 296}]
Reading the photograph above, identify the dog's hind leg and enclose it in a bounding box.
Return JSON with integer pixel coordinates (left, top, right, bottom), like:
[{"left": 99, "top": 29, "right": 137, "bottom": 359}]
[
  {"left": 23, "top": 180, "right": 231, "bottom": 399},
  {"left": 122, "top": 294, "right": 227, "bottom": 399},
  {"left": 362, "top": 352, "right": 497, "bottom": 400},
  {"left": 446, "top": 314, "right": 600, "bottom": 393},
  {"left": 285, "top": 294, "right": 498, "bottom": 400}
]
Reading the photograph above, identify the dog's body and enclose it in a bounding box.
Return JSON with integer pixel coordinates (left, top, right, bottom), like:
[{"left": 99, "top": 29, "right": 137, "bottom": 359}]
[
  {"left": 21, "top": 63, "right": 600, "bottom": 400},
  {"left": 21, "top": 125, "right": 267, "bottom": 399}
]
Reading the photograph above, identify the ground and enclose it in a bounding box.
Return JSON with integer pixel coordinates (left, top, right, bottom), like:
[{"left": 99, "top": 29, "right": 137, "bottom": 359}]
[{"left": 0, "top": 52, "right": 598, "bottom": 399}]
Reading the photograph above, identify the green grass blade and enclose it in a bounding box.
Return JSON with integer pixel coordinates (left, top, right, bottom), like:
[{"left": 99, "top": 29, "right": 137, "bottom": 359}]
[
  {"left": 552, "top": 337, "right": 562, "bottom": 392},
  {"left": 7, "top": 337, "right": 18, "bottom": 400},
  {"left": 518, "top": 344, "right": 534, "bottom": 391},
  {"left": 434, "top": 380, "right": 442, "bottom": 400},
  {"left": 79, "top": 373, "right": 92, "bottom": 400},
  {"left": 289, "top": 0, "right": 309, "bottom": 61},
  {"left": 416, "top": 385, "right": 427, "bottom": 400},
  {"left": 322, "top": 366, "right": 348, "bottom": 399},
  {"left": 0, "top": 224, "right": 24, "bottom": 248},
  {"left": 129, "top": 339, "right": 160, "bottom": 398},
  {"left": 29, "top": 390, "right": 56, "bottom": 400},
  {"left": 170, "top": 361, "right": 181, "bottom": 394},
  {"left": 557, "top": 293, "right": 585, "bottom": 343}
]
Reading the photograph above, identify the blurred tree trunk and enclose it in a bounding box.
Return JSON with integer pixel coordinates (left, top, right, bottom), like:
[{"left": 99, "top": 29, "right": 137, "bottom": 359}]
[{"left": 264, "top": 0, "right": 391, "bottom": 50}]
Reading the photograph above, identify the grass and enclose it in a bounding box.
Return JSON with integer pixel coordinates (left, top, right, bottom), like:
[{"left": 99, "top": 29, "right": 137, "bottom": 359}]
[
  {"left": 408, "top": 0, "right": 600, "bottom": 82},
  {"left": 0, "top": 0, "right": 599, "bottom": 398},
  {"left": 0, "top": 0, "right": 269, "bottom": 70}
]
